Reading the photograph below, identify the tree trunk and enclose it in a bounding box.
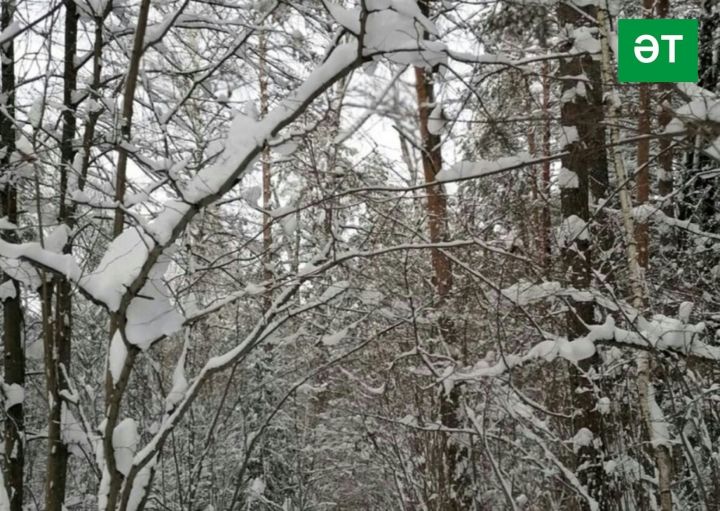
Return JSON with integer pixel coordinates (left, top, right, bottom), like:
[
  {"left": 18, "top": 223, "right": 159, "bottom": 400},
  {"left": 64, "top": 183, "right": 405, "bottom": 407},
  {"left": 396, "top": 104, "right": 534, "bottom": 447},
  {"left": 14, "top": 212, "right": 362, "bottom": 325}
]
[
  {"left": 686, "top": 0, "right": 719, "bottom": 231},
  {"left": 599, "top": 8, "right": 673, "bottom": 509},
  {"left": 415, "top": 61, "right": 468, "bottom": 511},
  {"left": 0, "top": 1, "right": 23, "bottom": 509},
  {"left": 656, "top": 0, "right": 673, "bottom": 212},
  {"left": 259, "top": 28, "right": 273, "bottom": 312},
  {"left": 540, "top": 62, "right": 551, "bottom": 269},
  {"left": 104, "top": 1, "right": 152, "bottom": 509},
  {"left": 557, "top": 2, "right": 609, "bottom": 507},
  {"left": 44, "top": 2, "right": 79, "bottom": 509},
  {"left": 413, "top": 2, "right": 468, "bottom": 502}
]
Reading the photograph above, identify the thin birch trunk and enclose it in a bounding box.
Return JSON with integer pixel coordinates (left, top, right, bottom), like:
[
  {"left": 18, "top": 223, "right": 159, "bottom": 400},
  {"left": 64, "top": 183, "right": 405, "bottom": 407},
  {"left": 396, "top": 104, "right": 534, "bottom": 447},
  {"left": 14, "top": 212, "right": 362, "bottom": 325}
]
[
  {"left": 259, "top": 28, "right": 273, "bottom": 312},
  {"left": 598, "top": 8, "right": 673, "bottom": 510}
]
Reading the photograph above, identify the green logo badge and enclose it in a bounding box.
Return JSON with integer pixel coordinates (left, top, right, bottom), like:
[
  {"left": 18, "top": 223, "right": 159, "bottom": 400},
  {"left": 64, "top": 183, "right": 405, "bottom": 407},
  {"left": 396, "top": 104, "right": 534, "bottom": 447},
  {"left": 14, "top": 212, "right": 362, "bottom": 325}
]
[{"left": 618, "top": 19, "right": 698, "bottom": 83}]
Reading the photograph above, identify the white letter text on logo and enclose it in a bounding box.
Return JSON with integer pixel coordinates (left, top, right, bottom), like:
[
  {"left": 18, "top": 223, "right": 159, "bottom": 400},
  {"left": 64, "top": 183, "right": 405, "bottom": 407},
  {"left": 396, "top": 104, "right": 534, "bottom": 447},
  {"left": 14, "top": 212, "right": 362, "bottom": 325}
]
[{"left": 634, "top": 34, "right": 659, "bottom": 63}]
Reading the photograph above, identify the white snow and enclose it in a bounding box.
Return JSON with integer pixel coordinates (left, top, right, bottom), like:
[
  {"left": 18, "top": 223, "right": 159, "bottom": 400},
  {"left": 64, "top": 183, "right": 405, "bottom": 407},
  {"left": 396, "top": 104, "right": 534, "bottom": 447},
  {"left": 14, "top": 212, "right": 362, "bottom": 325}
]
[
  {"left": 2, "top": 383, "right": 24, "bottom": 411},
  {"left": 112, "top": 418, "right": 139, "bottom": 476},
  {"left": 558, "top": 215, "right": 590, "bottom": 244},
  {"left": 165, "top": 347, "right": 188, "bottom": 412},
  {"left": 638, "top": 314, "right": 705, "bottom": 350},
  {"left": 109, "top": 332, "right": 128, "bottom": 385},
  {"left": 123, "top": 252, "right": 184, "bottom": 349},
  {"left": 427, "top": 104, "right": 445, "bottom": 135},
  {"left": 249, "top": 476, "right": 265, "bottom": 500},
  {"left": 0, "top": 238, "right": 80, "bottom": 284},
  {"left": 646, "top": 384, "right": 671, "bottom": 448},
  {"left": 572, "top": 26, "right": 600, "bottom": 55},
  {"left": 559, "top": 337, "right": 596, "bottom": 362},
  {"left": 0, "top": 281, "right": 15, "bottom": 301},
  {"left": 28, "top": 98, "right": 42, "bottom": 128},
  {"left": 436, "top": 153, "right": 533, "bottom": 181},
  {"left": 0, "top": 21, "right": 21, "bottom": 45},
  {"left": 0, "top": 470, "right": 9, "bottom": 511},
  {"left": 557, "top": 167, "right": 579, "bottom": 189},
  {"left": 571, "top": 427, "right": 594, "bottom": 453},
  {"left": 597, "top": 397, "right": 611, "bottom": 415},
  {"left": 326, "top": 0, "right": 444, "bottom": 66},
  {"left": 80, "top": 228, "right": 153, "bottom": 311},
  {"left": 126, "top": 457, "right": 155, "bottom": 511},
  {"left": 0, "top": 217, "right": 17, "bottom": 230},
  {"left": 558, "top": 126, "right": 579, "bottom": 147},
  {"left": 319, "top": 280, "right": 350, "bottom": 303},
  {"left": 501, "top": 280, "right": 562, "bottom": 306},
  {"left": 321, "top": 327, "right": 348, "bottom": 346}
]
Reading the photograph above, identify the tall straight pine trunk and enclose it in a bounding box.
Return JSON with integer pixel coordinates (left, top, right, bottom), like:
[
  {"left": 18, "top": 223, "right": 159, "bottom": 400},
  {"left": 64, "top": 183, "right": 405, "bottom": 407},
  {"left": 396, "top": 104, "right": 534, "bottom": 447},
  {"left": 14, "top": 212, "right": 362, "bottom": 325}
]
[
  {"left": 414, "top": 62, "right": 468, "bottom": 511},
  {"left": 0, "top": 1, "right": 23, "bottom": 509},
  {"left": 413, "top": 2, "right": 469, "bottom": 502},
  {"left": 556, "top": 2, "right": 611, "bottom": 507}
]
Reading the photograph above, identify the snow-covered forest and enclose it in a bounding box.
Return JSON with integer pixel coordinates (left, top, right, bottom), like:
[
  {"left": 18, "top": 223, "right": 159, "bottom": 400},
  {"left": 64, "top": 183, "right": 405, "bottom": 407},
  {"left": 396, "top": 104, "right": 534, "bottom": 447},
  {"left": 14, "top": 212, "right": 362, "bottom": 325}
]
[{"left": 0, "top": 0, "right": 719, "bottom": 509}]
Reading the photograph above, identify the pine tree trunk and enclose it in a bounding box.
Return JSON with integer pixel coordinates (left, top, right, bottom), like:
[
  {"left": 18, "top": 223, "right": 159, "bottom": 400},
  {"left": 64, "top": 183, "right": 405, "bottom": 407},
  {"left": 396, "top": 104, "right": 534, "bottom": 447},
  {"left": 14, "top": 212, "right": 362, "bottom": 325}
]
[
  {"left": 414, "top": 61, "right": 467, "bottom": 511},
  {"left": 687, "top": 0, "right": 719, "bottom": 231},
  {"left": 557, "top": 2, "right": 609, "bottom": 507},
  {"left": 0, "top": 1, "right": 23, "bottom": 509},
  {"left": 413, "top": 1, "right": 472, "bottom": 499}
]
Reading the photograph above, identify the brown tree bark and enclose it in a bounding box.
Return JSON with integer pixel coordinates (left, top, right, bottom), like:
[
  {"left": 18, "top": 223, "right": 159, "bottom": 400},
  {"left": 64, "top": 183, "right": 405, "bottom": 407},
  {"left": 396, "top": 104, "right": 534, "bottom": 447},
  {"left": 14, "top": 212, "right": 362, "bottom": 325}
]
[
  {"left": 415, "top": 61, "right": 468, "bottom": 511},
  {"left": 687, "top": 0, "right": 719, "bottom": 230},
  {"left": 414, "top": 2, "right": 467, "bottom": 505},
  {"left": 104, "top": 1, "right": 152, "bottom": 509},
  {"left": 112, "top": 0, "right": 151, "bottom": 238},
  {"left": 557, "top": 2, "right": 610, "bottom": 507},
  {"left": 44, "top": 2, "right": 79, "bottom": 509},
  {"left": 0, "top": 1, "right": 23, "bottom": 509}
]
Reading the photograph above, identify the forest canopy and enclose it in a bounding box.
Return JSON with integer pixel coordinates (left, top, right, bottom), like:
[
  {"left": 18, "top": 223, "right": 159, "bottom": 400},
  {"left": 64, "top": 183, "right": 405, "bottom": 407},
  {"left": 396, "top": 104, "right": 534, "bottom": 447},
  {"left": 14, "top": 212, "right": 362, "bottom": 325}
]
[{"left": 0, "top": 0, "right": 719, "bottom": 510}]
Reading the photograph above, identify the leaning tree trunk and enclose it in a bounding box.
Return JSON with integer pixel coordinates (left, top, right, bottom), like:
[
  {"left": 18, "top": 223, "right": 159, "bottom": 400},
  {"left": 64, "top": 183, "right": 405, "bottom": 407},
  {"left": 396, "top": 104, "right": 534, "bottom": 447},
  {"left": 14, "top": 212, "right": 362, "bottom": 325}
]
[
  {"left": 0, "top": 1, "right": 23, "bottom": 509},
  {"left": 556, "top": 1, "right": 611, "bottom": 507},
  {"left": 102, "top": 1, "right": 152, "bottom": 509}
]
